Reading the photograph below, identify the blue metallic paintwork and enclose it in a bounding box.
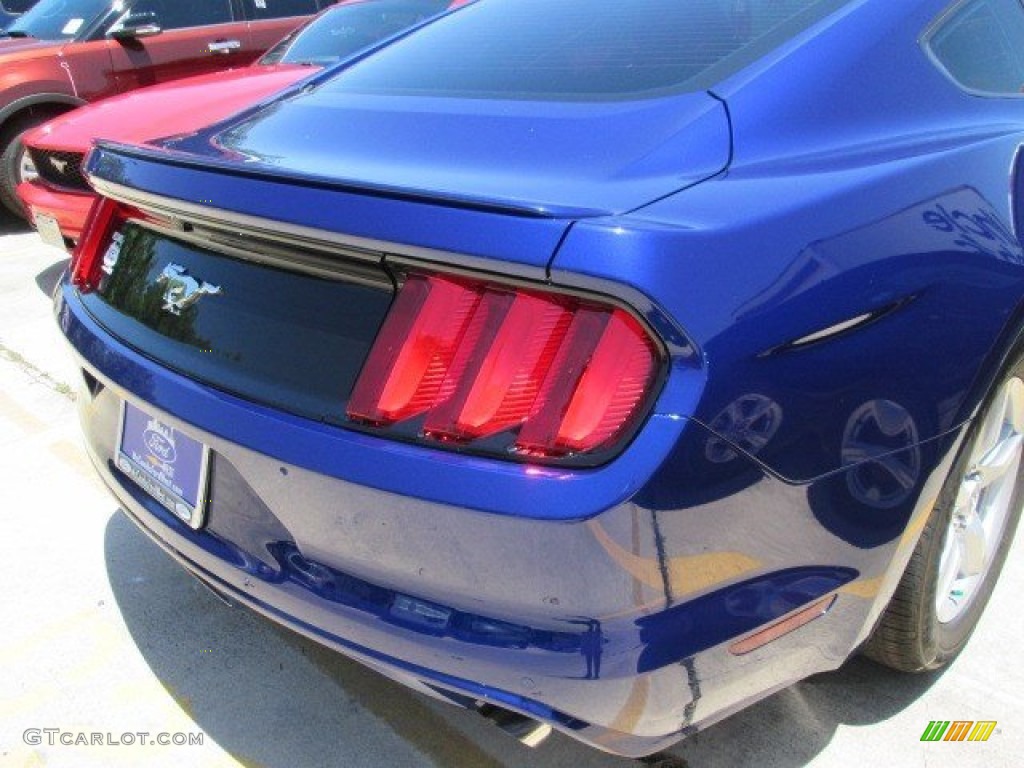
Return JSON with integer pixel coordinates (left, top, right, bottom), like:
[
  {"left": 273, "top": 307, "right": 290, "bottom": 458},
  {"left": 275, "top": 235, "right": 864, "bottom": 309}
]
[
  {"left": 554, "top": 0, "right": 1024, "bottom": 484},
  {"left": 87, "top": 144, "right": 574, "bottom": 272},
  {"left": 556, "top": 169, "right": 1024, "bottom": 484},
  {"left": 61, "top": 286, "right": 918, "bottom": 755},
  {"left": 156, "top": 90, "right": 731, "bottom": 217},
  {"left": 141, "top": 0, "right": 734, "bottom": 218},
  {"left": 61, "top": 0, "right": 1024, "bottom": 757},
  {"left": 634, "top": 566, "right": 858, "bottom": 673}
]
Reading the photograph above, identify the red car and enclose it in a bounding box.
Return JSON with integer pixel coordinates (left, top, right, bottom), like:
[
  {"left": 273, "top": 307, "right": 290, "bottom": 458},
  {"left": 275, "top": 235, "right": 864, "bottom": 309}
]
[
  {"left": 17, "top": 0, "right": 464, "bottom": 247},
  {"left": 0, "top": 0, "right": 338, "bottom": 217}
]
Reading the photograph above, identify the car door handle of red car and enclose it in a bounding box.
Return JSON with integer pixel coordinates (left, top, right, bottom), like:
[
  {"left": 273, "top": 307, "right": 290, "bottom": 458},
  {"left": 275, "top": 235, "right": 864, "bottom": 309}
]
[{"left": 208, "top": 39, "right": 242, "bottom": 54}]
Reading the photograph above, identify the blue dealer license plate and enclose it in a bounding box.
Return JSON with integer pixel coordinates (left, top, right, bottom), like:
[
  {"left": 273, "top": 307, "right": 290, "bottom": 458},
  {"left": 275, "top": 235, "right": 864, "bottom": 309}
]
[{"left": 116, "top": 401, "right": 209, "bottom": 529}]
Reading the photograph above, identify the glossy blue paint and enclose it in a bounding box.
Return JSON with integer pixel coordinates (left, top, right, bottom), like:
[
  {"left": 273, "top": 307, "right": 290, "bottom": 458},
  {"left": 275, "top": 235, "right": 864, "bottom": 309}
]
[
  {"left": 155, "top": 90, "right": 731, "bottom": 217},
  {"left": 635, "top": 566, "right": 858, "bottom": 673},
  {"left": 86, "top": 143, "right": 573, "bottom": 272},
  {"left": 60, "top": 268, "right": 958, "bottom": 753},
  {"left": 552, "top": 0, "right": 1024, "bottom": 483},
  {"left": 60, "top": 0, "right": 1024, "bottom": 758}
]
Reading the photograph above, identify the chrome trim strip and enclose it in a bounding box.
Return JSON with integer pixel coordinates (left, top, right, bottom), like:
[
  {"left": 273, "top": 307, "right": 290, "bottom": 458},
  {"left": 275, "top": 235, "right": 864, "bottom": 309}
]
[
  {"left": 789, "top": 312, "right": 874, "bottom": 347},
  {"left": 138, "top": 218, "right": 391, "bottom": 289},
  {"left": 88, "top": 177, "right": 552, "bottom": 282},
  {"left": 89, "top": 140, "right": 577, "bottom": 218}
]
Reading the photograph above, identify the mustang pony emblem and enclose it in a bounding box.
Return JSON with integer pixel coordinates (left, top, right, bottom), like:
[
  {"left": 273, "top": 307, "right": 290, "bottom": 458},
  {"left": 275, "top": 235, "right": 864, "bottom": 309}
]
[
  {"left": 49, "top": 156, "right": 69, "bottom": 175},
  {"left": 157, "top": 264, "right": 221, "bottom": 315}
]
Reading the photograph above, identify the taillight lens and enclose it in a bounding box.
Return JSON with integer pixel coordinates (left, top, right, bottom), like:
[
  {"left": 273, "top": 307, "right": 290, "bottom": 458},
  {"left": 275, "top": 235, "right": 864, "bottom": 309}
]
[
  {"left": 347, "top": 271, "right": 663, "bottom": 463},
  {"left": 70, "top": 196, "right": 139, "bottom": 292}
]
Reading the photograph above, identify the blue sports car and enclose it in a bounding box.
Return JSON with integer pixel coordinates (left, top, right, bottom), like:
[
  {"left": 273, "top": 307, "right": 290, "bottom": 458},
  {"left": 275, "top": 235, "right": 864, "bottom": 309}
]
[{"left": 59, "top": 0, "right": 1024, "bottom": 758}]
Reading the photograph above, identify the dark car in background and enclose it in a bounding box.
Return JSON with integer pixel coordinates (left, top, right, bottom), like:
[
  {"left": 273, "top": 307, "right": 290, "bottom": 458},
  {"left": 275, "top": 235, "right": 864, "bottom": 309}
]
[
  {"left": 0, "top": 1, "right": 37, "bottom": 31},
  {"left": 0, "top": 0, "right": 336, "bottom": 217}
]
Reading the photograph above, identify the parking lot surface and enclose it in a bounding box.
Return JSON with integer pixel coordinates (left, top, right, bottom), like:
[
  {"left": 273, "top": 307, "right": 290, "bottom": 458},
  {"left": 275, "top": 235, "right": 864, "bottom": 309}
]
[{"left": 1, "top": 209, "right": 1022, "bottom": 767}]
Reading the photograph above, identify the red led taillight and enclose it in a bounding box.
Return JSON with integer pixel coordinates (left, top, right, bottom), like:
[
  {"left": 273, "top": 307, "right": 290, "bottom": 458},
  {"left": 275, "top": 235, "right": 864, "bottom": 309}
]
[
  {"left": 347, "top": 272, "right": 663, "bottom": 462},
  {"left": 346, "top": 274, "right": 481, "bottom": 424},
  {"left": 70, "top": 196, "right": 140, "bottom": 292}
]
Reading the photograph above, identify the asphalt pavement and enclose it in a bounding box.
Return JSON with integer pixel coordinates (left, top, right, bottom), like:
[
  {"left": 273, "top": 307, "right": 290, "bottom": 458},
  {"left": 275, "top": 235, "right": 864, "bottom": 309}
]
[{"left": 1, "top": 208, "right": 1022, "bottom": 768}]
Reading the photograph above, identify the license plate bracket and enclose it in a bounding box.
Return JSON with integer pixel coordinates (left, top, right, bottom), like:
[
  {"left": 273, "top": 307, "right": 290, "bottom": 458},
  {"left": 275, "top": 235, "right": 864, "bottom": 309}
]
[
  {"left": 115, "top": 401, "right": 210, "bottom": 529},
  {"left": 34, "top": 212, "right": 66, "bottom": 251}
]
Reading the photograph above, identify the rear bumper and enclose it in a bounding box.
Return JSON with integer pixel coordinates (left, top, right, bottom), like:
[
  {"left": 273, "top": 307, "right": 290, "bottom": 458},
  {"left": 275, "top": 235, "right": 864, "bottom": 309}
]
[
  {"left": 17, "top": 180, "right": 93, "bottom": 242},
  {"left": 57, "top": 282, "right": 940, "bottom": 757}
]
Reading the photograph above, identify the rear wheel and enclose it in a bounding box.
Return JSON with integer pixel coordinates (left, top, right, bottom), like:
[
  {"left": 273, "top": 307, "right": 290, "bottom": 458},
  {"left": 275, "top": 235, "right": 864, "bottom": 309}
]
[
  {"left": 0, "top": 111, "right": 58, "bottom": 218},
  {"left": 864, "top": 358, "right": 1024, "bottom": 671}
]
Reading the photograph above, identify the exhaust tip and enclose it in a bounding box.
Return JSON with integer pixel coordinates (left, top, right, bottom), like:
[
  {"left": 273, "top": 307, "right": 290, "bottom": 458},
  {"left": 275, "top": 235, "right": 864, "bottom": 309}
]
[{"left": 476, "top": 703, "right": 553, "bottom": 748}]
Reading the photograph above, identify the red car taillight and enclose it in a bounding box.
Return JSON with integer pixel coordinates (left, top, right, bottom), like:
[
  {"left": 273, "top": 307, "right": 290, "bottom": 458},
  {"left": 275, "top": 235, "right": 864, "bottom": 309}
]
[
  {"left": 347, "top": 271, "right": 663, "bottom": 463},
  {"left": 70, "top": 196, "right": 140, "bottom": 292}
]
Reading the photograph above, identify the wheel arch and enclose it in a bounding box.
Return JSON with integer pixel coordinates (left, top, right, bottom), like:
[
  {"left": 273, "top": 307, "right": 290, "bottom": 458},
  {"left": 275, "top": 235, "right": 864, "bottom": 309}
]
[
  {"left": 0, "top": 93, "right": 86, "bottom": 139},
  {"left": 954, "top": 140, "right": 1024, "bottom": 430}
]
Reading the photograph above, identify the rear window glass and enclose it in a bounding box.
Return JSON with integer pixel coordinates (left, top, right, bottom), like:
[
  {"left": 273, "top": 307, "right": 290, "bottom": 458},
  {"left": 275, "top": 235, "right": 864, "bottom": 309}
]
[
  {"left": 926, "top": 0, "right": 1024, "bottom": 96},
  {"left": 261, "top": 0, "right": 451, "bottom": 66},
  {"left": 325, "top": 0, "right": 850, "bottom": 101}
]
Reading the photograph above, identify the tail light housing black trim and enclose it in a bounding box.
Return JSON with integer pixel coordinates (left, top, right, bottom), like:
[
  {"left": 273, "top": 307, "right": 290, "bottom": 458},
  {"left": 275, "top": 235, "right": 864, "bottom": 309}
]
[
  {"left": 347, "top": 270, "right": 666, "bottom": 466},
  {"left": 72, "top": 194, "right": 667, "bottom": 467}
]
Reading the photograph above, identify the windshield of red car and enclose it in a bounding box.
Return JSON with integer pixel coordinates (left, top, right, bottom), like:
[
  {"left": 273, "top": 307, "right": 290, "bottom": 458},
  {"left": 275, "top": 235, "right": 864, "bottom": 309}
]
[{"left": 5, "top": 0, "right": 109, "bottom": 40}]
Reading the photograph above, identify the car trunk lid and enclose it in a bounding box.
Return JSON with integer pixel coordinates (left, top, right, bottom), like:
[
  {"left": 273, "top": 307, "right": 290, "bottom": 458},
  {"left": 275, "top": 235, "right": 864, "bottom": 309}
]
[
  {"left": 148, "top": 88, "right": 731, "bottom": 219},
  {"left": 76, "top": 142, "right": 575, "bottom": 421}
]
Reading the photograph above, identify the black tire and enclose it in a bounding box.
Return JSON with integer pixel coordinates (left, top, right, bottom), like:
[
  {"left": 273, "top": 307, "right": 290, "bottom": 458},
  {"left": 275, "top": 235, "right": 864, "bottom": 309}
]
[
  {"left": 639, "top": 752, "right": 689, "bottom": 768},
  {"left": 864, "top": 354, "right": 1024, "bottom": 672},
  {"left": 0, "top": 111, "right": 60, "bottom": 219}
]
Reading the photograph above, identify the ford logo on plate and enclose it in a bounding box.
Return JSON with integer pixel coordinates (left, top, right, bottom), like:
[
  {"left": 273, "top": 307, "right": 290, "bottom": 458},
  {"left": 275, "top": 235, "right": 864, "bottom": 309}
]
[{"left": 144, "top": 427, "right": 177, "bottom": 464}]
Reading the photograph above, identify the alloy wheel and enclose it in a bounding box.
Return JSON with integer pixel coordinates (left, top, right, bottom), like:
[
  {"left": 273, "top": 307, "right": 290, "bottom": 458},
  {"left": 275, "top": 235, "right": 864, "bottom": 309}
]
[{"left": 935, "top": 376, "right": 1024, "bottom": 623}]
